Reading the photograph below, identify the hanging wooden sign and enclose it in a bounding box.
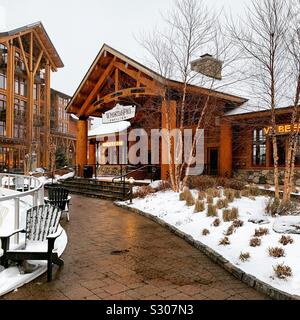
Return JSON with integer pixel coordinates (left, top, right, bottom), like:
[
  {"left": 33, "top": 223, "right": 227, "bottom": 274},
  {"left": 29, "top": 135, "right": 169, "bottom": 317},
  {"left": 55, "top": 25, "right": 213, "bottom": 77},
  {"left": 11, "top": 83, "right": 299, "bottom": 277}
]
[{"left": 102, "top": 104, "right": 136, "bottom": 124}]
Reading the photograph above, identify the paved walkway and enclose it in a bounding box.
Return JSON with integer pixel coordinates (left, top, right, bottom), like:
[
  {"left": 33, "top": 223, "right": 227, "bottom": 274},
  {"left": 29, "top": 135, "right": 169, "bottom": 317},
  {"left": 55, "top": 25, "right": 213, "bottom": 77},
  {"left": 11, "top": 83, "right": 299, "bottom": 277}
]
[{"left": 2, "top": 195, "right": 268, "bottom": 300}]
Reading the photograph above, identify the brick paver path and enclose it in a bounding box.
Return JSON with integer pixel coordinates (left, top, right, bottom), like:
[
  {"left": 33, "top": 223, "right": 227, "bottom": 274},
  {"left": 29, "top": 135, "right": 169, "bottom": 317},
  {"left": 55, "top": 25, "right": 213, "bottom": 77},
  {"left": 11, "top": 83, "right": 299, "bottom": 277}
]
[{"left": 2, "top": 195, "right": 268, "bottom": 300}]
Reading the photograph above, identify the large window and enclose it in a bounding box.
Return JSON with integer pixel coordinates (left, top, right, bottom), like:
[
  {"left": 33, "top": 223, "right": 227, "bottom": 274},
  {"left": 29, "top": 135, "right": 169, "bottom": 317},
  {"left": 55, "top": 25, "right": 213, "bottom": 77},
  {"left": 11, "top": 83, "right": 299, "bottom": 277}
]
[
  {"left": 0, "top": 72, "right": 6, "bottom": 89},
  {"left": 253, "top": 129, "right": 266, "bottom": 166}
]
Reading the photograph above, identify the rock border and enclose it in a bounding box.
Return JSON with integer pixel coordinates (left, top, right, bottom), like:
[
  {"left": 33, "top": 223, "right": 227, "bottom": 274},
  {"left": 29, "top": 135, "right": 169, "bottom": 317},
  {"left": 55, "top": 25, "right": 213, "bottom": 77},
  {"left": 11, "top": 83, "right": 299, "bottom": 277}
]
[{"left": 115, "top": 202, "right": 300, "bottom": 301}]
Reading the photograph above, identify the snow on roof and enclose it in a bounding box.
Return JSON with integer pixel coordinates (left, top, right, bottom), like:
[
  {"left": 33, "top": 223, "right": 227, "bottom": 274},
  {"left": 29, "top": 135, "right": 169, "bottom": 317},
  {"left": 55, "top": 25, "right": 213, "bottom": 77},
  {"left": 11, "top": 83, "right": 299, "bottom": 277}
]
[
  {"left": 88, "top": 118, "right": 131, "bottom": 138},
  {"left": 225, "top": 100, "right": 293, "bottom": 116}
]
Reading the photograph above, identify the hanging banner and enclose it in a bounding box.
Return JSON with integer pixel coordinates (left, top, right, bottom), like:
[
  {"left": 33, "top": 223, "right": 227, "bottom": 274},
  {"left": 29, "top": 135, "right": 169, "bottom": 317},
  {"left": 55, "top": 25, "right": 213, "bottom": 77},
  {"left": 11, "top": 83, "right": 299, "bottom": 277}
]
[{"left": 102, "top": 104, "right": 136, "bottom": 124}]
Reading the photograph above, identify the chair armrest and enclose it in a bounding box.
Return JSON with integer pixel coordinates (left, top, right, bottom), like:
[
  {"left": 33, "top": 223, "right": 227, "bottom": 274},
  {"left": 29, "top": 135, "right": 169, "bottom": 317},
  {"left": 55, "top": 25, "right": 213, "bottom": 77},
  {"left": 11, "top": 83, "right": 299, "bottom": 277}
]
[
  {"left": 0, "top": 229, "right": 26, "bottom": 239},
  {"left": 47, "top": 229, "right": 63, "bottom": 240}
]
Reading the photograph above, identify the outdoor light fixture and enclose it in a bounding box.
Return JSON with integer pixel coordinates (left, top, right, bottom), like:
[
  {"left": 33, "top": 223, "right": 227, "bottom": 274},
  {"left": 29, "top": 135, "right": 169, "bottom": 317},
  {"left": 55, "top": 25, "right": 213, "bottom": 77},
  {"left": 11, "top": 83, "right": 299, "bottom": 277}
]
[{"left": 129, "top": 177, "right": 135, "bottom": 205}]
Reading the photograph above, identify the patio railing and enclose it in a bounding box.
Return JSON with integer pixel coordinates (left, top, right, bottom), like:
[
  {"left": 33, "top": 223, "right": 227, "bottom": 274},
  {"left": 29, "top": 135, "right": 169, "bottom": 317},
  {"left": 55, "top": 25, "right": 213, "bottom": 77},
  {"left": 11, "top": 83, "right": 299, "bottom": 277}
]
[{"left": 0, "top": 173, "right": 44, "bottom": 244}]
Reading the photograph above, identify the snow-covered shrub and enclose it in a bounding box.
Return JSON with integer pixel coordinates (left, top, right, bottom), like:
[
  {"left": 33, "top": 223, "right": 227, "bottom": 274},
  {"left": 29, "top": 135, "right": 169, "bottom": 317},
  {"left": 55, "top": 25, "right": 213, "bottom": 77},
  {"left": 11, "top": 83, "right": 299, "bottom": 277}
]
[
  {"left": 202, "top": 229, "right": 210, "bottom": 236},
  {"left": 265, "top": 197, "right": 281, "bottom": 216},
  {"left": 273, "top": 264, "right": 292, "bottom": 279},
  {"left": 219, "top": 237, "right": 230, "bottom": 246},
  {"left": 221, "top": 178, "right": 245, "bottom": 191},
  {"left": 216, "top": 198, "right": 228, "bottom": 210},
  {"left": 187, "top": 175, "right": 216, "bottom": 191},
  {"left": 194, "top": 200, "right": 205, "bottom": 213},
  {"left": 224, "top": 225, "right": 235, "bottom": 236},
  {"left": 279, "top": 235, "right": 294, "bottom": 246},
  {"left": 232, "top": 219, "right": 244, "bottom": 228},
  {"left": 268, "top": 247, "right": 286, "bottom": 258},
  {"left": 207, "top": 204, "right": 217, "bottom": 217},
  {"left": 239, "top": 252, "right": 251, "bottom": 262},
  {"left": 153, "top": 181, "right": 171, "bottom": 192},
  {"left": 134, "top": 186, "right": 155, "bottom": 199},
  {"left": 248, "top": 185, "right": 261, "bottom": 197},
  {"left": 224, "top": 189, "right": 235, "bottom": 203},
  {"left": 213, "top": 218, "right": 221, "bottom": 227},
  {"left": 185, "top": 189, "right": 195, "bottom": 207},
  {"left": 234, "top": 190, "right": 241, "bottom": 199},
  {"left": 250, "top": 237, "right": 262, "bottom": 247},
  {"left": 179, "top": 187, "right": 190, "bottom": 201},
  {"left": 198, "top": 191, "right": 207, "bottom": 201},
  {"left": 206, "top": 195, "right": 214, "bottom": 205},
  {"left": 206, "top": 188, "right": 221, "bottom": 198},
  {"left": 222, "top": 207, "right": 239, "bottom": 222},
  {"left": 254, "top": 227, "right": 269, "bottom": 237},
  {"left": 241, "top": 189, "right": 251, "bottom": 198}
]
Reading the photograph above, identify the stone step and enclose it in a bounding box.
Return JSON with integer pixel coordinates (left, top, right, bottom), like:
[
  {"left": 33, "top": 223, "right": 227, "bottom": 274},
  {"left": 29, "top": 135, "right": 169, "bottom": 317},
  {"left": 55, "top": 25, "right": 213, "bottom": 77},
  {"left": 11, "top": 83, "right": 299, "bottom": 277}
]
[
  {"left": 61, "top": 180, "right": 130, "bottom": 193},
  {"left": 61, "top": 185, "right": 130, "bottom": 200}
]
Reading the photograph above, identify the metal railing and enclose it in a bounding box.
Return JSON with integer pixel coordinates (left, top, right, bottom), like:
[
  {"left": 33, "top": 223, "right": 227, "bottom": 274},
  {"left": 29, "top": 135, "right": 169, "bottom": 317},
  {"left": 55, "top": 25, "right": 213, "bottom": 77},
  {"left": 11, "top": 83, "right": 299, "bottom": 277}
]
[
  {"left": 112, "top": 165, "right": 159, "bottom": 198},
  {"left": 0, "top": 173, "right": 44, "bottom": 244}
]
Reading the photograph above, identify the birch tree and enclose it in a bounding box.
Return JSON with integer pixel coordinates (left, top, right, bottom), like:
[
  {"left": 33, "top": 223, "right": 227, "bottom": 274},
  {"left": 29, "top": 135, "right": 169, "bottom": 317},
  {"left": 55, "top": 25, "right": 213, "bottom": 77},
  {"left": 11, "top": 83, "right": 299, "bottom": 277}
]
[{"left": 228, "top": 0, "right": 291, "bottom": 199}]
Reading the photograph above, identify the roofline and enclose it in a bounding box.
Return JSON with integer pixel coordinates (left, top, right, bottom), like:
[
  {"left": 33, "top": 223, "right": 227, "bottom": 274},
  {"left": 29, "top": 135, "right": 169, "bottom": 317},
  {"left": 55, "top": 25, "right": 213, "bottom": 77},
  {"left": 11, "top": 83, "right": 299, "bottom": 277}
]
[
  {"left": 66, "top": 44, "right": 246, "bottom": 112},
  {"left": 224, "top": 105, "right": 295, "bottom": 119},
  {"left": 50, "top": 87, "right": 72, "bottom": 99},
  {"left": 0, "top": 21, "right": 64, "bottom": 68}
]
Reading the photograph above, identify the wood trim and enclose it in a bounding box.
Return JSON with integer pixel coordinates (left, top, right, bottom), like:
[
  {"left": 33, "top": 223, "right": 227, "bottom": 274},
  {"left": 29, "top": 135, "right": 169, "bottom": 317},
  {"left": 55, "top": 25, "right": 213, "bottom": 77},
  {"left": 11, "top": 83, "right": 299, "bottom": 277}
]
[
  {"left": 33, "top": 50, "right": 44, "bottom": 76},
  {"left": 17, "top": 36, "right": 30, "bottom": 75},
  {"left": 77, "top": 58, "right": 116, "bottom": 117}
]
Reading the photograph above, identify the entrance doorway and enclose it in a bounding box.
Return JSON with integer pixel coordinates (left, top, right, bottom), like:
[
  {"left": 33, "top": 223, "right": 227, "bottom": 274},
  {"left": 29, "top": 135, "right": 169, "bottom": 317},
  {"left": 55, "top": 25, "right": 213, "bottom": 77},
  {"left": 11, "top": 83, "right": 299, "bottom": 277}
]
[{"left": 209, "top": 148, "right": 219, "bottom": 176}]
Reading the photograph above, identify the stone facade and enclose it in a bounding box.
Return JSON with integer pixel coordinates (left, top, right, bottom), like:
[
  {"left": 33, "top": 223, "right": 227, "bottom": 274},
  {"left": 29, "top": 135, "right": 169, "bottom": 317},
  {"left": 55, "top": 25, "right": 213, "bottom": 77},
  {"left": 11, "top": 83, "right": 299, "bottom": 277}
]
[{"left": 234, "top": 169, "right": 300, "bottom": 186}]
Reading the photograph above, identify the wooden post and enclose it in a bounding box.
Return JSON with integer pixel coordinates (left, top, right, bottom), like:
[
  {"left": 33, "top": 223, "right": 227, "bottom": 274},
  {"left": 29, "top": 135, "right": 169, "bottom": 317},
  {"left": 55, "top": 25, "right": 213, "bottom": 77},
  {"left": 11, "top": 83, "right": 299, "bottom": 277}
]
[
  {"left": 6, "top": 40, "right": 14, "bottom": 138},
  {"left": 161, "top": 100, "right": 177, "bottom": 181},
  {"left": 88, "top": 140, "right": 96, "bottom": 173},
  {"left": 76, "top": 117, "right": 88, "bottom": 177},
  {"left": 220, "top": 121, "right": 233, "bottom": 177},
  {"left": 44, "top": 62, "right": 51, "bottom": 168}
]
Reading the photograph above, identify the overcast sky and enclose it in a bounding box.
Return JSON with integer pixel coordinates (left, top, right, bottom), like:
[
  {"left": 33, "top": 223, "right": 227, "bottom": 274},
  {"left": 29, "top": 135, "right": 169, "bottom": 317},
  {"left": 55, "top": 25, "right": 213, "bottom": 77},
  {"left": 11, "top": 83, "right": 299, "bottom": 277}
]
[{"left": 0, "top": 0, "right": 250, "bottom": 97}]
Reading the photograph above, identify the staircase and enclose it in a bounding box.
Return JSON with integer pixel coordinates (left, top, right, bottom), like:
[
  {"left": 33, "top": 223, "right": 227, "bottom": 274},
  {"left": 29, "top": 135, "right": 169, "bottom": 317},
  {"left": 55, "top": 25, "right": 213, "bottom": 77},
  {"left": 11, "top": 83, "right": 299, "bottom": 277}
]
[{"left": 59, "top": 178, "right": 131, "bottom": 201}]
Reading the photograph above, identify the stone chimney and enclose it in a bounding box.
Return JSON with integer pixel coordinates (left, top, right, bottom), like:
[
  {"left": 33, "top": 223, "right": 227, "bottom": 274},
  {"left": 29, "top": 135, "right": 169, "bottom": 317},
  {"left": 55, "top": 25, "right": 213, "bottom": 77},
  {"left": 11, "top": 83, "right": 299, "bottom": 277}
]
[{"left": 191, "top": 54, "right": 223, "bottom": 80}]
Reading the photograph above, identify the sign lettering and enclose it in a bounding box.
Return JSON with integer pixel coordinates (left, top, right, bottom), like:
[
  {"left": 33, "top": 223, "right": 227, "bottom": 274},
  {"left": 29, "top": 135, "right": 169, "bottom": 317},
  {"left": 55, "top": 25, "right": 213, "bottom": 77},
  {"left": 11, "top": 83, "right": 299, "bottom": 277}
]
[{"left": 103, "top": 104, "right": 136, "bottom": 124}]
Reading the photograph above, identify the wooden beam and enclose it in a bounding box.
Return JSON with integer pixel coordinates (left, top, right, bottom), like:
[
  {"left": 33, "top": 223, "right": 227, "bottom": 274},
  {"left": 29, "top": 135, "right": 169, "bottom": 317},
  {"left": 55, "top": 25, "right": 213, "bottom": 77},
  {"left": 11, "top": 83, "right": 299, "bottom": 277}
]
[
  {"left": 33, "top": 50, "right": 44, "bottom": 76},
  {"left": 77, "top": 58, "right": 116, "bottom": 117},
  {"left": 32, "top": 30, "right": 57, "bottom": 71},
  {"left": 29, "top": 32, "right": 33, "bottom": 72},
  {"left": 17, "top": 36, "right": 30, "bottom": 75},
  {"left": 114, "top": 62, "right": 157, "bottom": 89},
  {"left": 86, "top": 86, "right": 161, "bottom": 116},
  {"left": 115, "top": 68, "right": 119, "bottom": 91}
]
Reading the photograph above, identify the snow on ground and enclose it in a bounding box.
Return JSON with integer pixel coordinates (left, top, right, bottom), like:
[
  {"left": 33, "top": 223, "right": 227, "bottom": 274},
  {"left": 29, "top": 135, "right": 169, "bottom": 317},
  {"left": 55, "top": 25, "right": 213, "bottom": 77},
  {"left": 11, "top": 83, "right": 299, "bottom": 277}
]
[
  {"left": 119, "top": 190, "right": 300, "bottom": 296},
  {"left": 38, "top": 171, "right": 75, "bottom": 185},
  {"left": 0, "top": 187, "right": 68, "bottom": 296}
]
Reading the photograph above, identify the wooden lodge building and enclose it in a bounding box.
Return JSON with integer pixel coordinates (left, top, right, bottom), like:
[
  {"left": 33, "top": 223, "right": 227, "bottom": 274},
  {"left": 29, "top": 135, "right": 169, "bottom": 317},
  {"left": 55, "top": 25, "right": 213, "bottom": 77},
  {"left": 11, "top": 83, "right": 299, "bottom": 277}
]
[
  {"left": 66, "top": 44, "right": 300, "bottom": 185},
  {"left": 0, "top": 22, "right": 77, "bottom": 172}
]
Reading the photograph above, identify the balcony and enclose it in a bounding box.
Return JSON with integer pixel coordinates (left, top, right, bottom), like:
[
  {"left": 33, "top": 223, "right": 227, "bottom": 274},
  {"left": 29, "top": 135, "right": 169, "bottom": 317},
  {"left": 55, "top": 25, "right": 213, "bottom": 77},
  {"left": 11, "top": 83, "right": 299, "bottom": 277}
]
[{"left": 0, "top": 136, "right": 26, "bottom": 145}]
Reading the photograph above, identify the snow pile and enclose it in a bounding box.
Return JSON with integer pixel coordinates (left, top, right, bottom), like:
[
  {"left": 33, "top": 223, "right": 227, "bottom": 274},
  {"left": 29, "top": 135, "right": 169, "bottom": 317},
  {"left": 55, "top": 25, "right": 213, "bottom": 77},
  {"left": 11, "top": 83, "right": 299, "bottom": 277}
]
[
  {"left": 273, "top": 217, "right": 300, "bottom": 235},
  {"left": 119, "top": 190, "right": 300, "bottom": 296},
  {"left": 38, "top": 171, "right": 75, "bottom": 185}
]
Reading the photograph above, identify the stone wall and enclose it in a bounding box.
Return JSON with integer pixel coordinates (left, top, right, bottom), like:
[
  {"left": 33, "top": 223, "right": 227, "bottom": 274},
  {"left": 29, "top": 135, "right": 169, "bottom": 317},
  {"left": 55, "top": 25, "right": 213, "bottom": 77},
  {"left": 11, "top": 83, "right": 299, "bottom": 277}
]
[{"left": 233, "top": 169, "right": 300, "bottom": 186}]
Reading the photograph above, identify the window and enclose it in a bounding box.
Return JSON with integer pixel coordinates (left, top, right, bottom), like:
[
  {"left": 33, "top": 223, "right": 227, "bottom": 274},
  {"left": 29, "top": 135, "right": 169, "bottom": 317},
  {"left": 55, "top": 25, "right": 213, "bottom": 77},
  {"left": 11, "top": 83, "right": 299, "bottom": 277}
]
[
  {"left": 0, "top": 72, "right": 6, "bottom": 89},
  {"left": 14, "top": 98, "right": 26, "bottom": 115},
  {"left": 0, "top": 94, "right": 6, "bottom": 136},
  {"left": 15, "top": 77, "right": 27, "bottom": 96},
  {"left": 253, "top": 129, "right": 266, "bottom": 166},
  {"left": 14, "top": 124, "right": 25, "bottom": 139}
]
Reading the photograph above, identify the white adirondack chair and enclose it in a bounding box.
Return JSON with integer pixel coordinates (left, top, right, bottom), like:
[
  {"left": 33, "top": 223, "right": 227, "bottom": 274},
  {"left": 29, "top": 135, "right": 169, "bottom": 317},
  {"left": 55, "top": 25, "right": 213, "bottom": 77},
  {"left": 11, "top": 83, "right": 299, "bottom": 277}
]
[{"left": 0, "top": 206, "right": 9, "bottom": 228}]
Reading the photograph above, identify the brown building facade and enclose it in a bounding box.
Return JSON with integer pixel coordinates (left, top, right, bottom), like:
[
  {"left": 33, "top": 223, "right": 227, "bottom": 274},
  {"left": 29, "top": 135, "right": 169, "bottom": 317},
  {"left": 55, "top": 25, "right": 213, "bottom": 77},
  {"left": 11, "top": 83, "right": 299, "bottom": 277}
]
[{"left": 0, "top": 22, "right": 77, "bottom": 172}]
